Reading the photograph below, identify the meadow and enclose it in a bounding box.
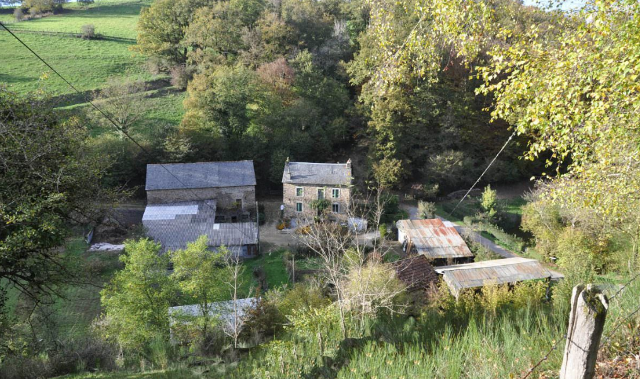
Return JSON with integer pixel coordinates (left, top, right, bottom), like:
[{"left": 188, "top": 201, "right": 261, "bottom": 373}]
[{"left": 1, "top": 1, "right": 155, "bottom": 95}]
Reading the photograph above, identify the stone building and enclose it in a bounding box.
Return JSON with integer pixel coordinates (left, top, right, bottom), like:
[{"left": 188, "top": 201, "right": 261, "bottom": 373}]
[
  {"left": 143, "top": 161, "right": 259, "bottom": 256},
  {"left": 146, "top": 161, "right": 256, "bottom": 213},
  {"left": 281, "top": 159, "right": 352, "bottom": 220}
]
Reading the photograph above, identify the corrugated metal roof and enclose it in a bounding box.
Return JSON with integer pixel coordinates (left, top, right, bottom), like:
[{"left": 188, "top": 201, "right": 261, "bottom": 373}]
[
  {"left": 282, "top": 161, "right": 351, "bottom": 186},
  {"left": 434, "top": 257, "right": 552, "bottom": 297},
  {"left": 396, "top": 219, "right": 474, "bottom": 259},
  {"left": 146, "top": 161, "right": 256, "bottom": 190},
  {"left": 142, "top": 200, "right": 257, "bottom": 253}
]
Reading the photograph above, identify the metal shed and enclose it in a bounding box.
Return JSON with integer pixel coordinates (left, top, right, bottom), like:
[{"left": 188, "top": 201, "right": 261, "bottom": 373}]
[
  {"left": 434, "top": 257, "right": 553, "bottom": 297},
  {"left": 396, "top": 219, "right": 474, "bottom": 262}
]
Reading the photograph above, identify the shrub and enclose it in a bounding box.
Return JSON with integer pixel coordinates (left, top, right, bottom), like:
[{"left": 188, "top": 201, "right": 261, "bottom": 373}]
[
  {"left": 258, "top": 212, "right": 266, "bottom": 225},
  {"left": 170, "top": 65, "right": 194, "bottom": 89},
  {"left": 13, "top": 8, "right": 24, "bottom": 22},
  {"left": 81, "top": 24, "right": 96, "bottom": 39},
  {"left": 276, "top": 222, "right": 285, "bottom": 230},
  {"left": 417, "top": 201, "right": 436, "bottom": 219},
  {"left": 378, "top": 223, "right": 387, "bottom": 240}
]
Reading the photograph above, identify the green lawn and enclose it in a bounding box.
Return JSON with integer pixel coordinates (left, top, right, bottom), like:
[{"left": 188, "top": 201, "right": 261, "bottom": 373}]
[
  {"left": 0, "top": 0, "right": 152, "bottom": 96},
  {"left": 241, "top": 249, "right": 290, "bottom": 294},
  {"left": 5, "top": 0, "right": 148, "bottom": 38}
]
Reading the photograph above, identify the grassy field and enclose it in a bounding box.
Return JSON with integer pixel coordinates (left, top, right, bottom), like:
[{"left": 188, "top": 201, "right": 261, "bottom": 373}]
[{"left": 0, "top": 0, "right": 154, "bottom": 96}]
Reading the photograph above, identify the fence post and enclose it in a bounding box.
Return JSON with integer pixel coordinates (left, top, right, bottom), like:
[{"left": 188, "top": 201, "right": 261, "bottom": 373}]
[{"left": 559, "top": 284, "right": 608, "bottom": 379}]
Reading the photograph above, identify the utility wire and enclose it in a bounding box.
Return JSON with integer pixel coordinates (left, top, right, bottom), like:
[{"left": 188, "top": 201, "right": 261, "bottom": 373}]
[
  {"left": 0, "top": 21, "right": 256, "bottom": 240},
  {"left": 450, "top": 130, "right": 517, "bottom": 215}
]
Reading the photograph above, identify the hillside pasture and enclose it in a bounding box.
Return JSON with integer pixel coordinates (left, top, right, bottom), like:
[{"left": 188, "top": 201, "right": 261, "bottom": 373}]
[{"left": 0, "top": 0, "right": 153, "bottom": 96}]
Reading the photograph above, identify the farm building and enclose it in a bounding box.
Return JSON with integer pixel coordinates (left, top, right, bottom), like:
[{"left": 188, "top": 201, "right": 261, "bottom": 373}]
[
  {"left": 146, "top": 161, "right": 256, "bottom": 216},
  {"left": 434, "top": 257, "right": 553, "bottom": 298},
  {"left": 396, "top": 219, "right": 474, "bottom": 265},
  {"left": 142, "top": 200, "right": 258, "bottom": 257},
  {"left": 282, "top": 159, "right": 352, "bottom": 220}
]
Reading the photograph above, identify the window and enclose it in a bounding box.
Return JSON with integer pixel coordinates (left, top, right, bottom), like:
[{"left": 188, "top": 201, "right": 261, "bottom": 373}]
[
  {"left": 235, "top": 198, "right": 242, "bottom": 209},
  {"left": 296, "top": 187, "right": 304, "bottom": 197},
  {"left": 296, "top": 202, "right": 303, "bottom": 212},
  {"left": 332, "top": 188, "right": 340, "bottom": 198},
  {"left": 332, "top": 203, "right": 340, "bottom": 213},
  {"left": 317, "top": 188, "right": 325, "bottom": 200}
]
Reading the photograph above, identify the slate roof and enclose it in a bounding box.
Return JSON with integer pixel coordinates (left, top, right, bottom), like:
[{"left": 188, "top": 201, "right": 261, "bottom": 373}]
[
  {"left": 397, "top": 219, "right": 474, "bottom": 260},
  {"left": 282, "top": 161, "right": 351, "bottom": 186},
  {"left": 434, "top": 257, "right": 552, "bottom": 297},
  {"left": 142, "top": 200, "right": 258, "bottom": 254},
  {"left": 393, "top": 255, "right": 439, "bottom": 293},
  {"left": 146, "top": 161, "right": 256, "bottom": 191}
]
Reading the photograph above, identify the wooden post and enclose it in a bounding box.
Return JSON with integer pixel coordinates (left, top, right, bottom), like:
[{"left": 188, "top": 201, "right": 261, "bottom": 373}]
[{"left": 560, "top": 284, "right": 608, "bottom": 379}]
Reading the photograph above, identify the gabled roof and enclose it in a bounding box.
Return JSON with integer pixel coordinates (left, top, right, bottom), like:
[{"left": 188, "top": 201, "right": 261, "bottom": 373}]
[
  {"left": 282, "top": 161, "right": 351, "bottom": 186},
  {"left": 434, "top": 257, "right": 552, "bottom": 297},
  {"left": 146, "top": 161, "right": 256, "bottom": 191},
  {"left": 393, "top": 255, "right": 439, "bottom": 293},
  {"left": 142, "top": 200, "right": 258, "bottom": 253},
  {"left": 396, "top": 219, "right": 474, "bottom": 260}
]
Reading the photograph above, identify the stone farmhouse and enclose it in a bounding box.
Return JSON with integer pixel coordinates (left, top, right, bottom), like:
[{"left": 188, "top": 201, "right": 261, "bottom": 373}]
[
  {"left": 142, "top": 161, "right": 259, "bottom": 257},
  {"left": 281, "top": 159, "right": 352, "bottom": 220}
]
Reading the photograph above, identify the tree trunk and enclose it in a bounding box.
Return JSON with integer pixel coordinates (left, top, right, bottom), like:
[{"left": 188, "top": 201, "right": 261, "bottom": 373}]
[{"left": 560, "top": 284, "right": 608, "bottom": 379}]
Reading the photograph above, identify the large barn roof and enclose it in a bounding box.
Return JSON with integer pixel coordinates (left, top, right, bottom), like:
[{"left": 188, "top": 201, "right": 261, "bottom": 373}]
[
  {"left": 434, "top": 257, "right": 553, "bottom": 297},
  {"left": 396, "top": 219, "right": 474, "bottom": 260},
  {"left": 146, "top": 161, "right": 256, "bottom": 191},
  {"left": 142, "top": 200, "right": 257, "bottom": 253},
  {"left": 282, "top": 161, "right": 351, "bottom": 186}
]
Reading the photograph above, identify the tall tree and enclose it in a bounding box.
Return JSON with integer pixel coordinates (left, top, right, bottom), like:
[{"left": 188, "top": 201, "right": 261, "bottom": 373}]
[
  {"left": 0, "top": 88, "right": 114, "bottom": 311},
  {"left": 100, "top": 239, "right": 176, "bottom": 351}
]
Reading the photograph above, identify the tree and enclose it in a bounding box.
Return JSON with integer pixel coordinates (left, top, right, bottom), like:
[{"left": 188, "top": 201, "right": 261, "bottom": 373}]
[
  {"left": 100, "top": 239, "right": 176, "bottom": 351},
  {"left": 480, "top": 185, "right": 497, "bottom": 221},
  {"left": 170, "top": 236, "right": 229, "bottom": 342},
  {"left": 133, "top": 0, "right": 211, "bottom": 65},
  {"left": 182, "top": 65, "right": 274, "bottom": 160},
  {"left": 22, "top": 0, "right": 66, "bottom": 13},
  {"left": 417, "top": 200, "right": 436, "bottom": 219},
  {"left": 478, "top": 0, "right": 640, "bottom": 264},
  {"left": 224, "top": 254, "right": 248, "bottom": 348},
  {"left": 0, "top": 88, "right": 114, "bottom": 316},
  {"left": 92, "top": 76, "right": 148, "bottom": 137}
]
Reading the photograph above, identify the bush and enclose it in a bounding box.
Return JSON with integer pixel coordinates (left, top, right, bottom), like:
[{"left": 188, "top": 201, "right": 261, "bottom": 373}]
[
  {"left": 378, "top": 223, "right": 387, "bottom": 240},
  {"left": 13, "top": 8, "right": 24, "bottom": 22},
  {"left": 417, "top": 201, "right": 436, "bottom": 219},
  {"left": 258, "top": 212, "right": 266, "bottom": 225},
  {"left": 81, "top": 24, "right": 96, "bottom": 39},
  {"left": 170, "top": 65, "right": 194, "bottom": 89}
]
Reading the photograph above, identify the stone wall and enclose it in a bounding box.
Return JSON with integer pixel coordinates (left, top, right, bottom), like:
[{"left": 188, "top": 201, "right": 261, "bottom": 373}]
[
  {"left": 147, "top": 185, "right": 256, "bottom": 210},
  {"left": 282, "top": 183, "right": 351, "bottom": 219}
]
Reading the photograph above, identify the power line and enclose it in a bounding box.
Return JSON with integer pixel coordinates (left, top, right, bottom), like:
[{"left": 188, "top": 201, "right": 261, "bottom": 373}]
[
  {"left": 450, "top": 130, "right": 517, "bottom": 215},
  {"left": 0, "top": 21, "right": 256, "bottom": 241}
]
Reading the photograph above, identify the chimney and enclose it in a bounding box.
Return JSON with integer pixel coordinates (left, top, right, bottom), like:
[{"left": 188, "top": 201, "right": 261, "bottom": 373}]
[{"left": 346, "top": 158, "right": 352, "bottom": 183}]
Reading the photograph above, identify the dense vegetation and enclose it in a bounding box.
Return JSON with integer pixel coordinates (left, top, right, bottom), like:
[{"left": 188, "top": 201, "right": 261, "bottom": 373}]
[{"left": 1, "top": 0, "right": 640, "bottom": 377}]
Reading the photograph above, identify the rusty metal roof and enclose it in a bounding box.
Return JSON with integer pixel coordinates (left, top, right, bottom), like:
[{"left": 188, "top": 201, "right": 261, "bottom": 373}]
[
  {"left": 434, "top": 257, "right": 552, "bottom": 297},
  {"left": 396, "top": 219, "right": 474, "bottom": 259}
]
